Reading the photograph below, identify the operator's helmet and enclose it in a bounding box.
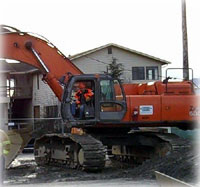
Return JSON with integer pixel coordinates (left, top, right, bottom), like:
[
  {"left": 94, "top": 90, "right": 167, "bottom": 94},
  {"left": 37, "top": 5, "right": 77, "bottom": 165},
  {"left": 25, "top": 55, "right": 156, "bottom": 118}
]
[{"left": 79, "top": 82, "right": 86, "bottom": 89}]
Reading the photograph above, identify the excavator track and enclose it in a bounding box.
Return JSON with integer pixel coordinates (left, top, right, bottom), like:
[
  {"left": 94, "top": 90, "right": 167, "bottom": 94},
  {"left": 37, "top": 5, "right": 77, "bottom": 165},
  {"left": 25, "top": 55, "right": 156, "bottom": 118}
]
[
  {"left": 108, "top": 131, "right": 192, "bottom": 166},
  {"left": 131, "top": 131, "right": 192, "bottom": 157},
  {"left": 34, "top": 131, "right": 190, "bottom": 172},
  {"left": 34, "top": 133, "right": 106, "bottom": 171},
  {"left": 152, "top": 132, "right": 192, "bottom": 152}
]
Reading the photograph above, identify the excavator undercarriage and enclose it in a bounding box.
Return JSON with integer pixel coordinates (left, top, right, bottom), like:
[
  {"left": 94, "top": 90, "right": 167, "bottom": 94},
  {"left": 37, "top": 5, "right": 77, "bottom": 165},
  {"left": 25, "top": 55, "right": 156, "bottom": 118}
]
[{"left": 32, "top": 125, "right": 192, "bottom": 171}]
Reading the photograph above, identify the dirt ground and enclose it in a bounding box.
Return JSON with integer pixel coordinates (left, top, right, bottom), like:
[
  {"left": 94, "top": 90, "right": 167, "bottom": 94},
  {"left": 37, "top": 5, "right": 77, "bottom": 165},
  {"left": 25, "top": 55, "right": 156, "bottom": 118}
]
[{"left": 3, "top": 141, "right": 199, "bottom": 186}]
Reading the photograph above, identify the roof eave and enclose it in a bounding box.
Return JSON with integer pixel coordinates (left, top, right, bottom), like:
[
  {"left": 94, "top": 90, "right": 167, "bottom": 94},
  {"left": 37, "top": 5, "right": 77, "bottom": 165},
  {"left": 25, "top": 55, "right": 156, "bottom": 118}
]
[{"left": 69, "top": 43, "right": 172, "bottom": 65}]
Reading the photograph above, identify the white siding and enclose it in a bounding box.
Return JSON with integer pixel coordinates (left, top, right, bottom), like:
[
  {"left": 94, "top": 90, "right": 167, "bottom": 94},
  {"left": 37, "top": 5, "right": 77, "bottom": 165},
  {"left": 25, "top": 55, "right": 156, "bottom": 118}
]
[
  {"left": 32, "top": 73, "right": 60, "bottom": 118},
  {"left": 72, "top": 49, "right": 112, "bottom": 74},
  {"left": 72, "top": 47, "right": 163, "bottom": 83}
]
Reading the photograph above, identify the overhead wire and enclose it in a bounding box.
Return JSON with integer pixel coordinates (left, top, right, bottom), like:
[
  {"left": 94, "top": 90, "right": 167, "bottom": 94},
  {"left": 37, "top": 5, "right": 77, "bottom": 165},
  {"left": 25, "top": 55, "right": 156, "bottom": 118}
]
[{"left": 83, "top": 55, "right": 189, "bottom": 81}]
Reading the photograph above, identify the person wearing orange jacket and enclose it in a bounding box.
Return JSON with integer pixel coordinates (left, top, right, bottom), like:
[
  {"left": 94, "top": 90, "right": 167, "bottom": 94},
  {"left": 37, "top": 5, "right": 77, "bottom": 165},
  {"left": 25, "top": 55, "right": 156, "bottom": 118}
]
[{"left": 75, "top": 82, "right": 94, "bottom": 119}]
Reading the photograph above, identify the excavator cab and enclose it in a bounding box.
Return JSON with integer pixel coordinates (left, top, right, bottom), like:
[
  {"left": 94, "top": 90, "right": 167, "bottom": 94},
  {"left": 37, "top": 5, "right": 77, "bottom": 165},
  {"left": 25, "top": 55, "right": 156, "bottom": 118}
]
[{"left": 61, "top": 74, "right": 127, "bottom": 126}]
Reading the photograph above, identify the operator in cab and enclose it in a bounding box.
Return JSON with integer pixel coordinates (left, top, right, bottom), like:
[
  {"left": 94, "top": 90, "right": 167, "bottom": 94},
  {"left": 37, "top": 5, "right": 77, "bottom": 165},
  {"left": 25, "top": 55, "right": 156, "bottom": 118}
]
[{"left": 75, "top": 82, "right": 94, "bottom": 119}]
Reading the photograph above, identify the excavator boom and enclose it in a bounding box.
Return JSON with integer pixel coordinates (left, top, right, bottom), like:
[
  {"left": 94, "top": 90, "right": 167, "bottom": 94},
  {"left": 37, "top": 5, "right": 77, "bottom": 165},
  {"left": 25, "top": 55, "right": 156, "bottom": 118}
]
[{"left": 0, "top": 29, "right": 82, "bottom": 100}]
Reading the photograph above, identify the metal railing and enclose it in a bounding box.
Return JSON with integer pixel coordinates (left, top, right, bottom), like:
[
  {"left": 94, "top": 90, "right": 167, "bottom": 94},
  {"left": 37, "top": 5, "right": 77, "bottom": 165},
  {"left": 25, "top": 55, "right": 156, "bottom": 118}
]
[
  {"left": 0, "top": 86, "right": 32, "bottom": 98},
  {"left": 8, "top": 118, "right": 63, "bottom": 138},
  {"left": 0, "top": 86, "right": 9, "bottom": 97}
]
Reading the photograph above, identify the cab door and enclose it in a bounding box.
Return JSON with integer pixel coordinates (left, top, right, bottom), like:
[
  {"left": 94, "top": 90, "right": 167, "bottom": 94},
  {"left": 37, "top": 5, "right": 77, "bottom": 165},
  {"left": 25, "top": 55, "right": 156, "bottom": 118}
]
[
  {"left": 99, "top": 79, "right": 127, "bottom": 121},
  {"left": 61, "top": 76, "right": 97, "bottom": 122}
]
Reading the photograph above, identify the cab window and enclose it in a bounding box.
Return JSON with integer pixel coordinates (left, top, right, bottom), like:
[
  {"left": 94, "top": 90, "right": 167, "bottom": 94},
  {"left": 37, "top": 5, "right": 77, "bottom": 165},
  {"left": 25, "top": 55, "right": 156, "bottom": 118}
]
[
  {"left": 100, "top": 80, "right": 113, "bottom": 101},
  {"left": 100, "top": 79, "right": 124, "bottom": 101}
]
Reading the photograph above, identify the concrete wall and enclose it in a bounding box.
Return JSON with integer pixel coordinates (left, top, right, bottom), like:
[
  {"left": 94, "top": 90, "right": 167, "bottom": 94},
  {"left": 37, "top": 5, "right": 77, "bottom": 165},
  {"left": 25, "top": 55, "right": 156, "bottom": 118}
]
[{"left": 72, "top": 47, "right": 163, "bottom": 83}]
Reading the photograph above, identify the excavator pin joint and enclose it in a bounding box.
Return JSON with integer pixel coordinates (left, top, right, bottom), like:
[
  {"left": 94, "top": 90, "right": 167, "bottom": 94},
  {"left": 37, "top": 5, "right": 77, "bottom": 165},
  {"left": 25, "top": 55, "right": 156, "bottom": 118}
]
[{"left": 25, "top": 41, "right": 33, "bottom": 50}]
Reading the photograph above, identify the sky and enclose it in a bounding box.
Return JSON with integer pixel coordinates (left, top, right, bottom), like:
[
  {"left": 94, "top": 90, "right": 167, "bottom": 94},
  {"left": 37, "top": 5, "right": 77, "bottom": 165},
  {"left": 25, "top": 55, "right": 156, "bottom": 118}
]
[{"left": 1, "top": 0, "right": 200, "bottom": 78}]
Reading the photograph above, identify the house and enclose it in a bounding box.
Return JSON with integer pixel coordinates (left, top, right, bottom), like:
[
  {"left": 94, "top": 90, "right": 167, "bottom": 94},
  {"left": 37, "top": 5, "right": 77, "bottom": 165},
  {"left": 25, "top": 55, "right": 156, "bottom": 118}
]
[
  {"left": 0, "top": 68, "right": 10, "bottom": 131},
  {"left": 3, "top": 43, "right": 171, "bottom": 121},
  {"left": 193, "top": 78, "right": 200, "bottom": 94},
  {"left": 1, "top": 60, "right": 39, "bottom": 128},
  {"left": 69, "top": 43, "right": 170, "bottom": 83}
]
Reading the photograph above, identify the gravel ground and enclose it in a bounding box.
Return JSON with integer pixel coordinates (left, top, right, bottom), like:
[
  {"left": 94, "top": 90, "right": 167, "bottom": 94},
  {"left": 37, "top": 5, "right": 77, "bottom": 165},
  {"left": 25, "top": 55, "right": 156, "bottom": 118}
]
[
  {"left": 4, "top": 179, "right": 158, "bottom": 187},
  {"left": 3, "top": 141, "right": 199, "bottom": 186}
]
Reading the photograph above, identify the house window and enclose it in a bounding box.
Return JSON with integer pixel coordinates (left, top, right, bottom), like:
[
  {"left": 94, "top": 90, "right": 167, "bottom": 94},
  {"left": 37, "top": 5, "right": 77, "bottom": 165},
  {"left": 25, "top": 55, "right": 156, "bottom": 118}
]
[
  {"left": 45, "top": 105, "right": 58, "bottom": 118},
  {"left": 132, "top": 67, "right": 145, "bottom": 80},
  {"left": 37, "top": 73, "right": 40, "bottom": 90},
  {"left": 34, "top": 106, "right": 40, "bottom": 118},
  {"left": 146, "top": 66, "right": 159, "bottom": 80},
  {"left": 108, "top": 47, "right": 112, "bottom": 54}
]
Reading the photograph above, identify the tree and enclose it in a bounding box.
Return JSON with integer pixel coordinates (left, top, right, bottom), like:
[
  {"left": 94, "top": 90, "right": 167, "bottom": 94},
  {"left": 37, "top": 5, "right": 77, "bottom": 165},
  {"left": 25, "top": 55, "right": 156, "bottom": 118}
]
[{"left": 108, "top": 58, "right": 124, "bottom": 79}]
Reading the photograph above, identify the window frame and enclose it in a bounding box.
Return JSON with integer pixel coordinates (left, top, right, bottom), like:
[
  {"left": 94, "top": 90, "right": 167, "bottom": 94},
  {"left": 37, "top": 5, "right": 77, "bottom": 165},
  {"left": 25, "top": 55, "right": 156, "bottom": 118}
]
[
  {"left": 146, "top": 66, "right": 159, "bottom": 80},
  {"left": 45, "top": 105, "right": 58, "bottom": 118},
  {"left": 107, "top": 46, "right": 112, "bottom": 54},
  {"left": 132, "top": 67, "right": 145, "bottom": 80}
]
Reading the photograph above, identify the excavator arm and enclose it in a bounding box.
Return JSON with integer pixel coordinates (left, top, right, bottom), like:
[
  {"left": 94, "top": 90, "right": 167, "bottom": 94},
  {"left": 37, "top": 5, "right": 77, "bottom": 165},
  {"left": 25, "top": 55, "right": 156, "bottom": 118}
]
[{"left": 0, "top": 25, "right": 82, "bottom": 100}]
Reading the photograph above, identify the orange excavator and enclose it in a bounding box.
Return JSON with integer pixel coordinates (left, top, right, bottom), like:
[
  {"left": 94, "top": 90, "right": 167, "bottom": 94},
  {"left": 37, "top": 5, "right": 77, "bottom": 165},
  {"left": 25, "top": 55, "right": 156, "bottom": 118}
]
[{"left": 0, "top": 25, "right": 199, "bottom": 171}]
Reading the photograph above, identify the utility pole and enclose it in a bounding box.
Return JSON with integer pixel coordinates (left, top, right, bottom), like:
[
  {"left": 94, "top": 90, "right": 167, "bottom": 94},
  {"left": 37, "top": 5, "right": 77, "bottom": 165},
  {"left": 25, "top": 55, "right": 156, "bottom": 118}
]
[{"left": 182, "top": 0, "right": 189, "bottom": 80}]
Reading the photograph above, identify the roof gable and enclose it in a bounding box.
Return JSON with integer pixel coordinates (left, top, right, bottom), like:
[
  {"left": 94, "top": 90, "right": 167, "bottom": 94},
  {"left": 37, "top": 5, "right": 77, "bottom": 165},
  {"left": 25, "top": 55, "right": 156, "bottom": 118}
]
[{"left": 69, "top": 43, "right": 171, "bottom": 65}]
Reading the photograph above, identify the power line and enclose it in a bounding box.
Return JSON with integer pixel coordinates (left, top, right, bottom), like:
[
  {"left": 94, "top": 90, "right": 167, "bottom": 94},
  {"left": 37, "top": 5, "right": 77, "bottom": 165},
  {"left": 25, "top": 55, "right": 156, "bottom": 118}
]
[
  {"left": 84, "top": 55, "right": 133, "bottom": 72},
  {"left": 84, "top": 55, "right": 110, "bottom": 65},
  {"left": 83, "top": 55, "right": 188, "bottom": 81}
]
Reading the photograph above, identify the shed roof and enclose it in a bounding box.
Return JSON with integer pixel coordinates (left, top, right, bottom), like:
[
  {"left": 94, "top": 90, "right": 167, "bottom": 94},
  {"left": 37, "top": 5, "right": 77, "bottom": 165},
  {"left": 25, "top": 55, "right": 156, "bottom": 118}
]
[{"left": 69, "top": 43, "right": 171, "bottom": 65}]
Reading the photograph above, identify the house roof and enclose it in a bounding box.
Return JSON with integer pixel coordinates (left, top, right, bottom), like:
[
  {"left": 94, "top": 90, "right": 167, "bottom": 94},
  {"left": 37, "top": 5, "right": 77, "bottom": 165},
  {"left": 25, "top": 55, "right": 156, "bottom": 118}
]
[
  {"left": 0, "top": 60, "right": 39, "bottom": 74},
  {"left": 193, "top": 78, "right": 200, "bottom": 86},
  {"left": 69, "top": 43, "right": 171, "bottom": 65}
]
